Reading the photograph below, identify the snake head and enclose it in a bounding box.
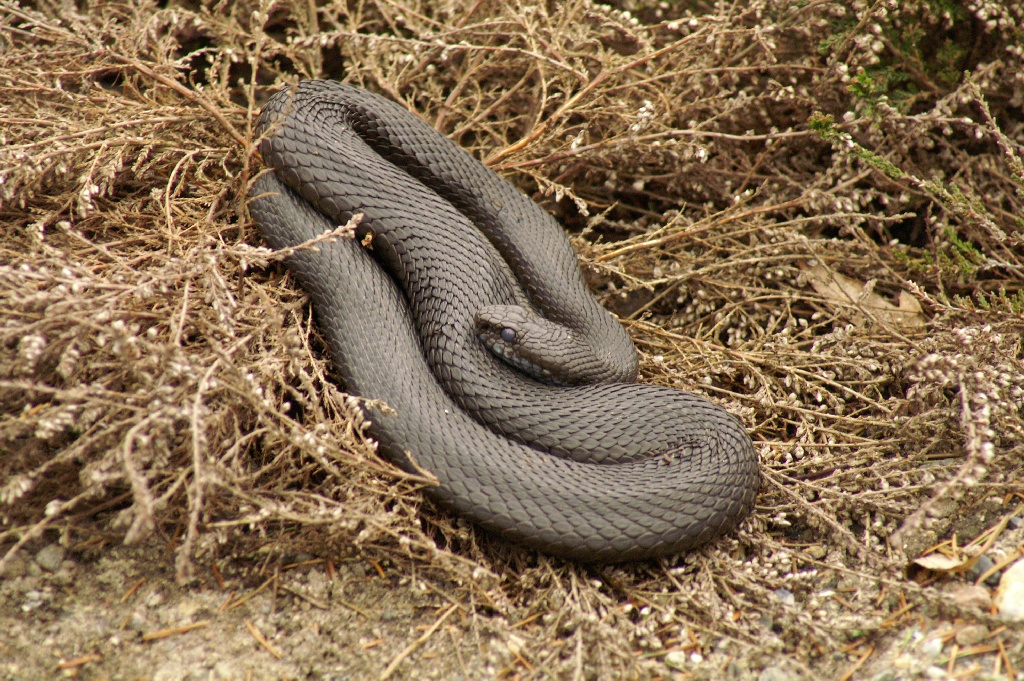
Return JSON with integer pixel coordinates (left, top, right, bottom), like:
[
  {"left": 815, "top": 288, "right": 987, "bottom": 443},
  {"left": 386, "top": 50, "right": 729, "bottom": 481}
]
[{"left": 475, "top": 305, "right": 613, "bottom": 385}]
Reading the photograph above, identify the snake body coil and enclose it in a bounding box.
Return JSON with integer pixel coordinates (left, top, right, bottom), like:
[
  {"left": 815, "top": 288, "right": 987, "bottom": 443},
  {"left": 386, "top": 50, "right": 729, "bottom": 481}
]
[{"left": 248, "top": 80, "right": 759, "bottom": 561}]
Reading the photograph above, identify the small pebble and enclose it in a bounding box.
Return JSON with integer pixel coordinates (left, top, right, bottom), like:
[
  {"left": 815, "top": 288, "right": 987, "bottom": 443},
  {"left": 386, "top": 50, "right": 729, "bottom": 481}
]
[
  {"left": 664, "top": 650, "right": 687, "bottom": 670},
  {"left": 1007, "top": 516, "right": 1023, "bottom": 529},
  {"left": 14, "top": 575, "right": 40, "bottom": 594},
  {"left": 919, "top": 636, "right": 943, "bottom": 659},
  {"left": 211, "top": 661, "right": 245, "bottom": 680},
  {"left": 173, "top": 598, "right": 204, "bottom": 624},
  {"left": 954, "top": 623, "right": 988, "bottom": 646},
  {"left": 506, "top": 634, "right": 525, "bottom": 655},
  {"left": 20, "top": 588, "right": 48, "bottom": 613},
  {"left": 948, "top": 584, "right": 991, "bottom": 610},
  {"left": 34, "top": 544, "right": 66, "bottom": 573},
  {"left": 0, "top": 555, "right": 27, "bottom": 579},
  {"left": 773, "top": 588, "right": 795, "bottom": 605},
  {"left": 152, "top": 660, "right": 186, "bottom": 681},
  {"left": 127, "top": 609, "right": 149, "bottom": 632},
  {"left": 50, "top": 563, "right": 76, "bottom": 586},
  {"left": 995, "top": 558, "right": 1024, "bottom": 622},
  {"left": 803, "top": 545, "right": 826, "bottom": 560},
  {"left": 759, "top": 663, "right": 804, "bottom": 681},
  {"left": 967, "top": 555, "right": 1001, "bottom": 587}
]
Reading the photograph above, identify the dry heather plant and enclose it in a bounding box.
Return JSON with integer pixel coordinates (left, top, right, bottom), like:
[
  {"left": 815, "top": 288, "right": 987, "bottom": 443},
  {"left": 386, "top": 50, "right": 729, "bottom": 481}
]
[{"left": 1, "top": 0, "right": 1022, "bottom": 676}]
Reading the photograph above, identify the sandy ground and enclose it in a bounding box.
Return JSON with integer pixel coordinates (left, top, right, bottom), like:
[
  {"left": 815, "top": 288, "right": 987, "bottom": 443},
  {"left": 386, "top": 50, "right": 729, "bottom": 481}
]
[{"left": 3, "top": 520, "right": 1023, "bottom": 680}]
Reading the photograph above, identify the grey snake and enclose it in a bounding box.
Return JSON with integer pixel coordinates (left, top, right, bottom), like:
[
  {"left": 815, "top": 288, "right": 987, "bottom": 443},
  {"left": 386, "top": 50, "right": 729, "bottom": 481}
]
[{"left": 247, "top": 80, "right": 759, "bottom": 561}]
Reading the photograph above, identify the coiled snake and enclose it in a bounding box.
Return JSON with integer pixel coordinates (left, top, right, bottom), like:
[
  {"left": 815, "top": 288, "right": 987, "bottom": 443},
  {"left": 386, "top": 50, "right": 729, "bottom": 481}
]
[{"left": 248, "top": 80, "right": 759, "bottom": 561}]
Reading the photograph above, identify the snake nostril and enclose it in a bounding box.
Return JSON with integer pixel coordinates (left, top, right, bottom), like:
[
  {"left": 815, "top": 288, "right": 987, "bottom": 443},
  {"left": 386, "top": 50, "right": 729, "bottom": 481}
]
[{"left": 500, "top": 327, "right": 516, "bottom": 343}]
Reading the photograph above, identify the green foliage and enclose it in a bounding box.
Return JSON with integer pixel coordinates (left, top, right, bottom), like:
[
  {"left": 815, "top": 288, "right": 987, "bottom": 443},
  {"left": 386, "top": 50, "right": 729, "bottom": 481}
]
[
  {"left": 847, "top": 70, "right": 880, "bottom": 101},
  {"left": 954, "top": 288, "right": 1024, "bottom": 314},
  {"left": 849, "top": 68, "right": 915, "bottom": 114},
  {"left": 937, "top": 226, "right": 985, "bottom": 278},
  {"left": 810, "top": 107, "right": 1022, "bottom": 305},
  {"left": 932, "top": 38, "right": 968, "bottom": 87},
  {"left": 889, "top": 247, "right": 930, "bottom": 275},
  {"left": 821, "top": 0, "right": 975, "bottom": 110},
  {"left": 817, "top": 30, "right": 846, "bottom": 56},
  {"left": 808, "top": 112, "right": 904, "bottom": 180}
]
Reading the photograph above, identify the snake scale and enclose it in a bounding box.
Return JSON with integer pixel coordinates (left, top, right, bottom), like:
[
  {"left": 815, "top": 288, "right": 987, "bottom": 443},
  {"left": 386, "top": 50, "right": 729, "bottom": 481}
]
[{"left": 248, "top": 80, "right": 759, "bottom": 561}]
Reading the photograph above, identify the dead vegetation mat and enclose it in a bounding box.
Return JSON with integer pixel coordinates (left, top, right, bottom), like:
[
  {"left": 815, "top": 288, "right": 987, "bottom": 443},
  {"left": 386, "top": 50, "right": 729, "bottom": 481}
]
[{"left": 1, "top": 0, "right": 1023, "bottom": 678}]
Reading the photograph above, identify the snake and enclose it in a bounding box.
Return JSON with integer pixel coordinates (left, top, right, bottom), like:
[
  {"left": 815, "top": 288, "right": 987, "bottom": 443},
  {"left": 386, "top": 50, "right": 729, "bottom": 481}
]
[{"left": 247, "top": 80, "right": 760, "bottom": 561}]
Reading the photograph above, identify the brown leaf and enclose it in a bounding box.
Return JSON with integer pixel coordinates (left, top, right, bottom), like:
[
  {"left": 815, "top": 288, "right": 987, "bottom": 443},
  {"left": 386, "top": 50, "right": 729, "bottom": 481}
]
[{"left": 803, "top": 264, "right": 925, "bottom": 329}]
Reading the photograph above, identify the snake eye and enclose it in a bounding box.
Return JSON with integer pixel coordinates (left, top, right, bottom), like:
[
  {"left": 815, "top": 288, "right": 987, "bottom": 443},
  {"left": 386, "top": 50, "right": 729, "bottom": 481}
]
[{"left": 500, "top": 327, "right": 516, "bottom": 343}]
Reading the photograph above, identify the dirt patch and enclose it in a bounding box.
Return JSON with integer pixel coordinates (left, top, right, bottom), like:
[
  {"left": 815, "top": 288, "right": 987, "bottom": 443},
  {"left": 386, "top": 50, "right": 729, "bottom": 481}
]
[
  {"left": 2, "top": 541, "right": 507, "bottom": 679},
  {"left": 2, "top": 0, "right": 1022, "bottom": 678}
]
